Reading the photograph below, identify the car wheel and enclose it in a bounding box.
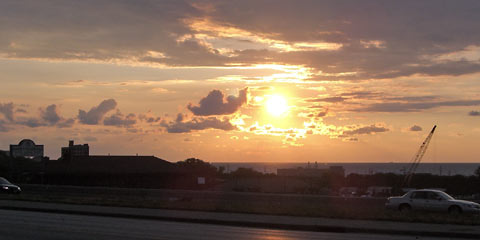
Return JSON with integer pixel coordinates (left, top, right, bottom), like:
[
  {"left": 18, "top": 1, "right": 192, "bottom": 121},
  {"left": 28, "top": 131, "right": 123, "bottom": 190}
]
[
  {"left": 399, "top": 204, "right": 411, "bottom": 212},
  {"left": 448, "top": 205, "right": 462, "bottom": 215}
]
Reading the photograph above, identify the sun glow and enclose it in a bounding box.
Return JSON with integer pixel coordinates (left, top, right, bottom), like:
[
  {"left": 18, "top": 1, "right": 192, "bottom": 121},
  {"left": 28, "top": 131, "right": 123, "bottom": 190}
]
[{"left": 265, "top": 95, "right": 289, "bottom": 117}]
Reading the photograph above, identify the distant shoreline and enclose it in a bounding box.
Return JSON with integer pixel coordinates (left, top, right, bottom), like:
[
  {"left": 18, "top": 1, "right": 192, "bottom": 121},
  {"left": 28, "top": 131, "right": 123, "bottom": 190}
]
[{"left": 212, "top": 162, "right": 480, "bottom": 176}]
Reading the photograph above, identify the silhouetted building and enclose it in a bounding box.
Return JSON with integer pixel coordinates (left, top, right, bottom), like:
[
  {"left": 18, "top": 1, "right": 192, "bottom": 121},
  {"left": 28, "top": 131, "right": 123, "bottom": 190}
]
[
  {"left": 46, "top": 155, "right": 178, "bottom": 188},
  {"left": 277, "top": 166, "right": 345, "bottom": 177},
  {"left": 48, "top": 155, "right": 174, "bottom": 174},
  {"left": 61, "top": 140, "right": 89, "bottom": 160},
  {"left": 9, "top": 139, "right": 44, "bottom": 160}
]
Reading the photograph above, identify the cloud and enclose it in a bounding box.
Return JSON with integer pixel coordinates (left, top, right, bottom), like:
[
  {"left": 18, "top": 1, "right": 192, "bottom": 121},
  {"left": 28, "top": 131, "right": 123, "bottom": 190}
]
[
  {"left": 315, "top": 109, "right": 329, "bottom": 118},
  {"left": 16, "top": 117, "right": 47, "bottom": 128},
  {"left": 342, "top": 124, "right": 389, "bottom": 136},
  {"left": 0, "top": 103, "right": 75, "bottom": 129},
  {"left": 41, "top": 104, "right": 61, "bottom": 125},
  {"left": 188, "top": 88, "right": 248, "bottom": 116},
  {"left": 468, "top": 111, "right": 480, "bottom": 117},
  {"left": 469, "top": 110, "right": 480, "bottom": 116},
  {"left": 40, "top": 104, "right": 75, "bottom": 128},
  {"left": 341, "top": 91, "right": 381, "bottom": 99},
  {"left": 138, "top": 112, "right": 161, "bottom": 123},
  {"left": 355, "top": 100, "right": 480, "bottom": 112},
  {"left": 304, "top": 108, "right": 329, "bottom": 119},
  {"left": 306, "top": 96, "right": 346, "bottom": 103},
  {"left": 410, "top": 125, "right": 423, "bottom": 131},
  {"left": 103, "top": 110, "right": 137, "bottom": 127},
  {"left": 0, "top": 120, "right": 8, "bottom": 132},
  {"left": 193, "top": 1, "right": 480, "bottom": 79},
  {"left": 0, "top": 102, "right": 14, "bottom": 122},
  {"left": 2, "top": 1, "right": 480, "bottom": 79},
  {"left": 162, "top": 114, "right": 236, "bottom": 133},
  {"left": 386, "top": 96, "right": 439, "bottom": 102},
  {"left": 78, "top": 99, "right": 117, "bottom": 125},
  {"left": 57, "top": 118, "right": 75, "bottom": 128}
]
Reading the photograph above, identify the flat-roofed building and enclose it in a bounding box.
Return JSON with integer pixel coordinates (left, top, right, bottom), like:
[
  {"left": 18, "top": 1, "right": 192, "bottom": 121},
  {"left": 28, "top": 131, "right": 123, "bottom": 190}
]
[{"left": 61, "top": 140, "right": 89, "bottom": 160}]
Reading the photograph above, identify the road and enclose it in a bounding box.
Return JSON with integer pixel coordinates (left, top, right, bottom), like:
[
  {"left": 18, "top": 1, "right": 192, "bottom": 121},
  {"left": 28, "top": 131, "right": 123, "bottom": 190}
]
[{"left": 0, "top": 209, "right": 449, "bottom": 240}]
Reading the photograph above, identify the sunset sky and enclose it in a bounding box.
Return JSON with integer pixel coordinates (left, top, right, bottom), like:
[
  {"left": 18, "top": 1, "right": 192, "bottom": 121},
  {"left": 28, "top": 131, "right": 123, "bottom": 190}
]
[{"left": 1, "top": 0, "right": 480, "bottom": 163}]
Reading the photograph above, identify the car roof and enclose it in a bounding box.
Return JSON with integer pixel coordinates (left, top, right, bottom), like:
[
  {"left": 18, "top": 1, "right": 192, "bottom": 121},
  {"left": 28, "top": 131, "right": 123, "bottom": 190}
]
[{"left": 410, "top": 189, "right": 444, "bottom": 193}]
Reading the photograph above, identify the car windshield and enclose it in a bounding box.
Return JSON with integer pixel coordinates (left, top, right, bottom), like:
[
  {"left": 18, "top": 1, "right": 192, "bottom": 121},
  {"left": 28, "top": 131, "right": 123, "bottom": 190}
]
[
  {"left": 438, "top": 191, "right": 454, "bottom": 200},
  {"left": 0, "top": 177, "right": 11, "bottom": 184}
]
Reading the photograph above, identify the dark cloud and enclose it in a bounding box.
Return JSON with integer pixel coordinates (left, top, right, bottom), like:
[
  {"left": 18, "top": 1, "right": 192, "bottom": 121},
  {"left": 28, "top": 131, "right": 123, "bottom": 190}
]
[
  {"left": 0, "top": 102, "right": 14, "bottom": 122},
  {"left": 16, "top": 117, "right": 47, "bottom": 128},
  {"left": 206, "top": 0, "right": 480, "bottom": 79},
  {"left": 0, "top": 0, "right": 207, "bottom": 66},
  {"left": 410, "top": 125, "right": 423, "bottom": 131},
  {"left": 41, "top": 104, "right": 61, "bottom": 125},
  {"left": 162, "top": 115, "right": 236, "bottom": 133},
  {"left": 188, "top": 88, "right": 248, "bottom": 116},
  {"left": 0, "top": 103, "right": 75, "bottom": 129},
  {"left": 316, "top": 109, "right": 329, "bottom": 118},
  {"left": 40, "top": 104, "right": 75, "bottom": 128},
  {"left": 469, "top": 110, "right": 480, "bottom": 116},
  {"left": 103, "top": 110, "right": 137, "bottom": 127},
  {"left": 175, "top": 113, "right": 185, "bottom": 122},
  {"left": 3, "top": 1, "right": 480, "bottom": 79},
  {"left": 57, "top": 118, "right": 75, "bottom": 128},
  {"left": 306, "top": 96, "right": 346, "bottom": 103},
  {"left": 355, "top": 100, "right": 480, "bottom": 112},
  {"left": 386, "top": 96, "right": 439, "bottom": 102},
  {"left": 306, "top": 108, "right": 329, "bottom": 118},
  {"left": 342, "top": 125, "right": 389, "bottom": 136},
  {"left": 78, "top": 99, "right": 117, "bottom": 125},
  {"left": 0, "top": 120, "right": 7, "bottom": 132},
  {"left": 138, "top": 113, "right": 161, "bottom": 123},
  {"left": 341, "top": 91, "right": 381, "bottom": 99}
]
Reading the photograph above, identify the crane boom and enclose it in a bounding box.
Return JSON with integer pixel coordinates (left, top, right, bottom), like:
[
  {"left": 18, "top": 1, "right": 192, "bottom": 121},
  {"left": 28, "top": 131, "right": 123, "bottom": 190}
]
[{"left": 403, "top": 125, "right": 436, "bottom": 187}]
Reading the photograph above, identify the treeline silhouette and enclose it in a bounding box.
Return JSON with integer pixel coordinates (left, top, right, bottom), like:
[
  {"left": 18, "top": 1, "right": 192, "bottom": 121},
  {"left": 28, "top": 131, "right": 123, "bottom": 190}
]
[{"left": 1, "top": 152, "right": 479, "bottom": 196}]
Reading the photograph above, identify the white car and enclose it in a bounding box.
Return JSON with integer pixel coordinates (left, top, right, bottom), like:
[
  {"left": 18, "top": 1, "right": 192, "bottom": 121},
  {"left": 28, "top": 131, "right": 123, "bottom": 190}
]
[{"left": 385, "top": 189, "right": 480, "bottom": 214}]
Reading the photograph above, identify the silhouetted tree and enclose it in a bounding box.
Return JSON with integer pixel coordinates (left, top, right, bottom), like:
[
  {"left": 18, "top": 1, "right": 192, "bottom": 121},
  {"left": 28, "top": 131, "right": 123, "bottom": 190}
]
[
  {"left": 475, "top": 166, "right": 480, "bottom": 178},
  {"left": 229, "top": 167, "right": 263, "bottom": 178},
  {"left": 176, "top": 158, "right": 217, "bottom": 176}
]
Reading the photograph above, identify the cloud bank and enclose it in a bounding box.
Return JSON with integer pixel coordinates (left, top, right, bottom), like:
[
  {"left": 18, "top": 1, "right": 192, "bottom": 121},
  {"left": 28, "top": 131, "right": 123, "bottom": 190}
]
[
  {"left": 2, "top": 1, "right": 480, "bottom": 80},
  {"left": 162, "top": 113, "right": 236, "bottom": 133}
]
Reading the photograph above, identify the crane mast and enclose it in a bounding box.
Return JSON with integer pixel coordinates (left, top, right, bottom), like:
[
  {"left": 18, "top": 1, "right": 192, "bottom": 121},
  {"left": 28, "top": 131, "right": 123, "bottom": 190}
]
[{"left": 403, "top": 125, "right": 436, "bottom": 187}]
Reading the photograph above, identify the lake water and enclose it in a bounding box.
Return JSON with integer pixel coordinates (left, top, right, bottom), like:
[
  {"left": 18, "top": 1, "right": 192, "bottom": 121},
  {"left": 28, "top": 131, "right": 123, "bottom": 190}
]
[{"left": 211, "top": 162, "right": 480, "bottom": 176}]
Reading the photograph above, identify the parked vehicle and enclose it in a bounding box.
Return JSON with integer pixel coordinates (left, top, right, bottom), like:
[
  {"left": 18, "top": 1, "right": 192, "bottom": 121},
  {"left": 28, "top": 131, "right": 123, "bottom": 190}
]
[
  {"left": 0, "top": 177, "right": 21, "bottom": 194},
  {"left": 386, "top": 189, "right": 480, "bottom": 214}
]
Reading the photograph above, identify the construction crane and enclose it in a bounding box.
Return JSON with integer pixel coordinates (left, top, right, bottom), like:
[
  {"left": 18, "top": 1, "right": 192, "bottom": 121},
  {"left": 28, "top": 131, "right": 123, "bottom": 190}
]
[{"left": 403, "top": 125, "right": 437, "bottom": 187}]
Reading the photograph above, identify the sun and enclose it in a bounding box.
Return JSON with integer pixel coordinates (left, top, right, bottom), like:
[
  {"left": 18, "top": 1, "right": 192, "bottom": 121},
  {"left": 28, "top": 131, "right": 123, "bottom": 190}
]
[{"left": 265, "top": 95, "right": 289, "bottom": 117}]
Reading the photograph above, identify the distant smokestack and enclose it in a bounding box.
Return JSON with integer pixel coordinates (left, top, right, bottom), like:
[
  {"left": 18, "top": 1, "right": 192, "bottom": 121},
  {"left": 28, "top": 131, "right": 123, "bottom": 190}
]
[{"left": 69, "top": 140, "right": 74, "bottom": 146}]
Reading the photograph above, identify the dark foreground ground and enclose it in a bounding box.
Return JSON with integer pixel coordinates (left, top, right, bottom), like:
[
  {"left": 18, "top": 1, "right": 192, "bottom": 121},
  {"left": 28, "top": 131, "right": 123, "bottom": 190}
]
[
  {"left": 1, "top": 184, "right": 479, "bottom": 226},
  {"left": 0, "top": 208, "right": 452, "bottom": 240},
  {"left": 1, "top": 200, "right": 479, "bottom": 239}
]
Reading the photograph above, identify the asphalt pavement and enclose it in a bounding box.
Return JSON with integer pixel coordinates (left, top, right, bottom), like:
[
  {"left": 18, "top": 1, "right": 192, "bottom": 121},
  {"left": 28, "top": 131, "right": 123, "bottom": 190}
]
[
  {"left": 0, "top": 200, "right": 479, "bottom": 239},
  {"left": 0, "top": 209, "right": 456, "bottom": 240}
]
